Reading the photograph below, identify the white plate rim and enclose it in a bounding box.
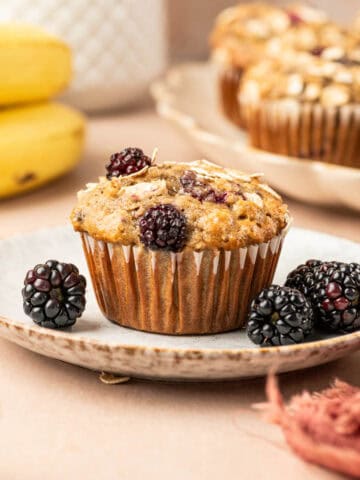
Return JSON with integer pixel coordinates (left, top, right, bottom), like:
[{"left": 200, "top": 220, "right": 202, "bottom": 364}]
[{"left": 0, "top": 314, "right": 359, "bottom": 359}]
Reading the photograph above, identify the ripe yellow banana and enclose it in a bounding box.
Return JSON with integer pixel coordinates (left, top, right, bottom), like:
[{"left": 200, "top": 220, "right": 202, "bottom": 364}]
[
  {"left": 0, "top": 102, "right": 85, "bottom": 198},
  {"left": 0, "top": 24, "right": 71, "bottom": 106}
]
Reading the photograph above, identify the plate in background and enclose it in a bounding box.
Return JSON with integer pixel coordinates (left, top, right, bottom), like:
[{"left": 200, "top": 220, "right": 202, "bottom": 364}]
[
  {"left": 151, "top": 62, "right": 360, "bottom": 212},
  {"left": 0, "top": 226, "right": 359, "bottom": 381}
]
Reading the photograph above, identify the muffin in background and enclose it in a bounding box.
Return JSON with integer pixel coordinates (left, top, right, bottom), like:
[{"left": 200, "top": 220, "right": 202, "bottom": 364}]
[
  {"left": 209, "top": 2, "right": 329, "bottom": 128},
  {"left": 210, "top": 3, "right": 289, "bottom": 127},
  {"left": 239, "top": 48, "right": 360, "bottom": 168},
  {"left": 71, "top": 153, "right": 290, "bottom": 335}
]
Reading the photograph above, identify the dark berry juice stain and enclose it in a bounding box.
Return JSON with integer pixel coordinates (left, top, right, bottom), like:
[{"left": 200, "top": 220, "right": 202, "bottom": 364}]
[
  {"left": 287, "top": 11, "right": 304, "bottom": 26},
  {"left": 180, "top": 170, "right": 227, "bottom": 203},
  {"left": 310, "top": 46, "right": 325, "bottom": 57}
]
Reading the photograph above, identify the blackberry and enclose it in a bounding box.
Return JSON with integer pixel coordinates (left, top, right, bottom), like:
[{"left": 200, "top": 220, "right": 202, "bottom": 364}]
[
  {"left": 247, "top": 285, "right": 314, "bottom": 346},
  {"left": 180, "top": 170, "right": 227, "bottom": 203},
  {"left": 285, "top": 259, "right": 323, "bottom": 297},
  {"left": 139, "top": 204, "right": 187, "bottom": 252},
  {"left": 310, "top": 263, "right": 360, "bottom": 332},
  {"left": 22, "top": 260, "right": 86, "bottom": 329},
  {"left": 106, "top": 147, "right": 151, "bottom": 179}
]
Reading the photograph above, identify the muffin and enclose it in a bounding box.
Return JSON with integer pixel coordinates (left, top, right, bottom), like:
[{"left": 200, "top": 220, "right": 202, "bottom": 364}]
[
  {"left": 239, "top": 48, "right": 360, "bottom": 167},
  {"left": 71, "top": 148, "right": 290, "bottom": 335},
  {"left": 210, "top": 3, "right": 289, "bottom": 127},
  {"left": 210, "top": 2, "right": 329, "bottom": 128}
]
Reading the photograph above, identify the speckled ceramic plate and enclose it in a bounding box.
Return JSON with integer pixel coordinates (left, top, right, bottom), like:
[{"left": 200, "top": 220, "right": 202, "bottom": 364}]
[
  {"left": 151, "top": 62, "right": 360, "bottom": 212},
  {"left": 0, "top": 226, "right": 359, "bottom": 381}
]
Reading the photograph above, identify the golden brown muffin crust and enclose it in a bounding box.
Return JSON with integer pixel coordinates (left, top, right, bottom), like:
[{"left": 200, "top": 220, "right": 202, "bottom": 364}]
[{"left": 71, "top": 160, "right": 288, "bottom": 250}]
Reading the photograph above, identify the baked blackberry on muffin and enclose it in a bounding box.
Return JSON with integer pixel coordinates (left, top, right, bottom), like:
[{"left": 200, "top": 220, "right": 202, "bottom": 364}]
[
  {"left": 210, "top": 2, "right": 329, "bottom": 128},
  {"left": 239, "top": 48, "right": 360, "bottom": 167},
  {"left": 71, "top": 148, "right": 290, "bottom": 335}
]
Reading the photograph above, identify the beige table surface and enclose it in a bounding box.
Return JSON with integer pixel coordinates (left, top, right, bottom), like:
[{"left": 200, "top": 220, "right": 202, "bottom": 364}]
[{"left": 0, "top": 109, "right": 359, "bottom": 480}]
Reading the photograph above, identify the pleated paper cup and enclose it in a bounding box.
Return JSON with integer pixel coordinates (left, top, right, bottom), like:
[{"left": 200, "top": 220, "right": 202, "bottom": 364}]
[
  {"left": 219, "top": 66, "right": 246, "bottom": 129},
  {"left": 242, "top": 99, "right": 360, "bottom": 168},
  {"left": 80, "top": 225, "right": 289, "bottom": 335}
]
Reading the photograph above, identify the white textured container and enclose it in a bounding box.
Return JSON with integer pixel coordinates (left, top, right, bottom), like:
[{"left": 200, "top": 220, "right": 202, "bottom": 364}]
[{"left": 0, "top": 0, "right": 167, "bottom": 112}]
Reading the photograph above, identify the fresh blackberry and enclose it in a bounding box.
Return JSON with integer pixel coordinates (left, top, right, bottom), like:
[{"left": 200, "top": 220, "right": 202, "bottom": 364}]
[
  {"left": 139, "top": 204, "right": 187, "bottom": 252},
  {"left": 285, "top": 259, "right": 323, "bottom": 297},
  {"left": 22, "top": 260, "right": 86, "bottom": 329},
  {"left": 247, "top": 285, "right": 314, "bottom": 346},
  {"left": 106, "top": 147, "right": 151, "bottom": 179},
  {"left": 180, "top": 170, "right": 227, "bottom": 203},
  {"left": 310, "top": 263, "right": 360, "bottom": 332}
]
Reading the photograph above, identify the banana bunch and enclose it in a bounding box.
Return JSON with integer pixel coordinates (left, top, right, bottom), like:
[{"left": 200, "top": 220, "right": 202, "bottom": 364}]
[{"left": 0, "top": 24, "right": 85, "bottom": 198}]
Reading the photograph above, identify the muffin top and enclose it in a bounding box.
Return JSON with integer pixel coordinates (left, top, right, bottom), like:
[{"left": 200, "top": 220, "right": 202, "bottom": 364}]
[
  {"left": 210, "top": 2, "right": 328, "bottom": 68},
  {"left": 210, "top": 3, "right": 289, "bottom": 68},
  {"left": 71, "top": 151, "right": 288, "bottom": 251},
  {"left": 239, "top": 48, "right": 360, "bottom": 107},
  {"left": 266, "top": 21, "right": 345, "bottom": 59}
]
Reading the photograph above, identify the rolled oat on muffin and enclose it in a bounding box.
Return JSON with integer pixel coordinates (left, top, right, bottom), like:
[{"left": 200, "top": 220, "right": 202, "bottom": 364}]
[{"left": 71, "top": 149, "right": 290, "bottom": 335}]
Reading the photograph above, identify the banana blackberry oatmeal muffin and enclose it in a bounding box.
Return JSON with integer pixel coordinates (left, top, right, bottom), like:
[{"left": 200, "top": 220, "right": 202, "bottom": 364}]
[
  {"left": 210, "top": 3, "right": 288, "bottom": 127},
  {"left": 71, "top": 148, "right": 290, "bottom": 335},
  {"left": 239, "top": 48, "right": 360, "bottom": 167},
  {"left": 209, "top": 2, "right": 329, "bottom": 128}
]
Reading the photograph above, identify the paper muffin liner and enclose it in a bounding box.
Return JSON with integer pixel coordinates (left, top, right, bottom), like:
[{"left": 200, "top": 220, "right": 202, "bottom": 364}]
[
  {"left": 242, "top": 99, "right": 360, "bottom": 168},
  {"left": 80, "top": 226, "right": 289, "bottom": 335},
  {"left": 219, "top": 66, "right": 246, "bottom": 129}
]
